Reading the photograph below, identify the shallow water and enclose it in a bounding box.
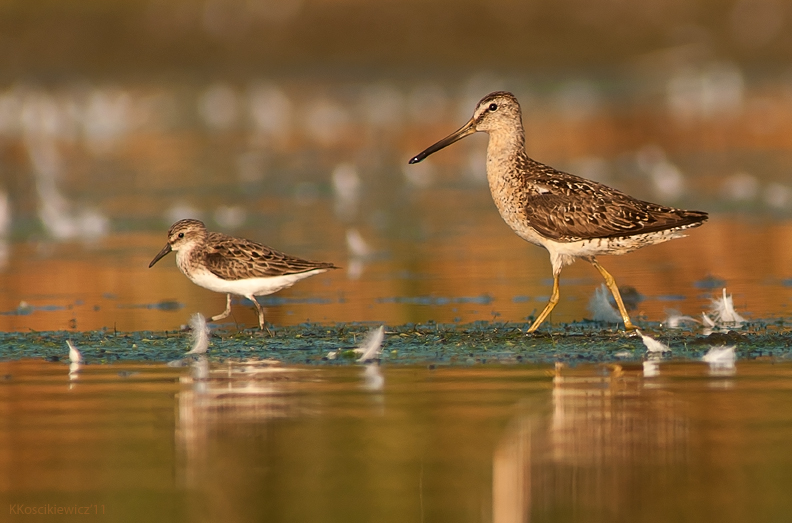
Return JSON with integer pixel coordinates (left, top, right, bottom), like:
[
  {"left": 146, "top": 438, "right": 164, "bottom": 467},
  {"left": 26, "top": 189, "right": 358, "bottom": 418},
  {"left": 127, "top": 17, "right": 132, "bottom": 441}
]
[
  {"left": 1, "top": 73, "right": 792, "bottom": 333},
  {"left": 0, "top": 209, "right": 790, "bottom": 333},
  {"left": 2, "top": 359, "right": 792, "bottom": 522}
]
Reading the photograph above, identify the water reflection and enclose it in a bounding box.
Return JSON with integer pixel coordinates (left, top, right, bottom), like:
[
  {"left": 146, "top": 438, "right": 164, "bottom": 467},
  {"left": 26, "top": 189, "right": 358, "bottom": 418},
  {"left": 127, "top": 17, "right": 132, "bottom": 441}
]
[
  {"left": 361, "top": 364, "right": 384, "bottom": 392},
  {"left": 167, "top": 363, "right": 540, "bottom": 521},
  {"left": 176, "top": 357, "right": 307, "bottom": 489},
  {"left": 3, "top": 360, "right": 792, "bottom": 521},
  {"left": 492, "top": 411, "right": 532, "bottom": 523},
  {"left": 702, "top": 345, "right": 737, "bottom": 378},
  {"left": 494, "top": 364, "right": 690, "bottom": 522},
  {"left": 491, "top": 358, "right": 792, "bottom": 522},
  {"left": 643, "top": 357, "right": 661, "bottom": 378}
]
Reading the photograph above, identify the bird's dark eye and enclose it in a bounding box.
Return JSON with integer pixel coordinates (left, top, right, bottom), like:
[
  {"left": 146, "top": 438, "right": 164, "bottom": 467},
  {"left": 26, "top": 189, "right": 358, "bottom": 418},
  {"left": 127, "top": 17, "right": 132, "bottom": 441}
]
[
  {"left": 178, "top": 232, "right": 184, "bottom": 239},
  {"left": 489, "top": 103, "right": 498, "bottom": 112}
]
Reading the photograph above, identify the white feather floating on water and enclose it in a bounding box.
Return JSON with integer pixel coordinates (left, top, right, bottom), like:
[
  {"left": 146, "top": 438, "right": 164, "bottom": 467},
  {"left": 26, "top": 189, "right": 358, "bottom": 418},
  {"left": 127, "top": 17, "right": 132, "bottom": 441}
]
[
  {"left": 702, "top": 345, "right": 737, "bottom": 375},
  {"left": 664, "top": 309, "right": 700, "bottom": 329},
  {"left": 663, "top": 289, "right": 744, "bottom": 334},
  {"left": 325, "top": 326, "right": 386, "bottom": 362},
  {"left": 66, "top": 340, "right": 82, "bottom": 385},
  {"left": 702, "top": 345, "right": 736, "bottom": 364},
  {"left": 186, "top": 313, "right": 211, "bottom": 354},
  {"left": 637, "top": 330, "right": 671, "bottom": 353},
  {"left": 355, "top": 325, "right": 385, "bottom": 362},
  {"left": 588, "top": 284, "right": 622, "bottom": 323},
  {"left": 169, "top": 315, "right": 211, "bottom": 367},
  {"left": 67, "top": 340, "right": 82, "bottom": 363},
  {"left": 708, "top": 288, "right": 746, "bottom": 326}
]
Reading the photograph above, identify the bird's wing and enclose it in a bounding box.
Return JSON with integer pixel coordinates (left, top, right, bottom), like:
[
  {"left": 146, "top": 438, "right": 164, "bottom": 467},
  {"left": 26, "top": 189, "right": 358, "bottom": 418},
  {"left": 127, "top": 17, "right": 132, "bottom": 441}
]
[
  {"left": 204, "top": 233, "right": 337, "bottom": 280},
  {"left": 522, "top": 168, "right": 707, "bottom": 241}
]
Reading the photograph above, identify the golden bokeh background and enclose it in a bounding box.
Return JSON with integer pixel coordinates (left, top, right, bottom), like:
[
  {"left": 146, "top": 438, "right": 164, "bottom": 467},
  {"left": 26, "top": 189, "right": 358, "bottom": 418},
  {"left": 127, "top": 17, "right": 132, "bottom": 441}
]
[{"left": 1, "top": 0, "right": 792, "bottom": 331}]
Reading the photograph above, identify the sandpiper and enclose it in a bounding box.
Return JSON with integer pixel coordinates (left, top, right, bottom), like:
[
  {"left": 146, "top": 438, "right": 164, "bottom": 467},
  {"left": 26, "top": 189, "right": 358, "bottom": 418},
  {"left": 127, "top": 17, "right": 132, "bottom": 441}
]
[
  {"left": 149, "top": 219, "right": 339, "bottom": 331},
  {"left": 409, "top": 91, "right": 707, "bottom": 332}
]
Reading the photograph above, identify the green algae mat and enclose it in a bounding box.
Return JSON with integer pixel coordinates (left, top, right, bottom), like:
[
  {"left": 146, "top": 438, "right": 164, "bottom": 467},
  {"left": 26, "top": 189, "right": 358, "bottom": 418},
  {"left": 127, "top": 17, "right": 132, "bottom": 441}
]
[{"left": 1, "top": 321, "right": 791, "bottom": 365}]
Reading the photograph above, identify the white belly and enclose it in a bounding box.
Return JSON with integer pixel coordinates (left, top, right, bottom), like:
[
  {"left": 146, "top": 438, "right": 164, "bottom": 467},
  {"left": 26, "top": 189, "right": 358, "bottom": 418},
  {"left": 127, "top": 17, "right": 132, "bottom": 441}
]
[
  {"left": 544, "top": 229, "right": 687, "bottom": 271},
  {"left": 184, "top": 268, "right": 328, "bottom": 297}
]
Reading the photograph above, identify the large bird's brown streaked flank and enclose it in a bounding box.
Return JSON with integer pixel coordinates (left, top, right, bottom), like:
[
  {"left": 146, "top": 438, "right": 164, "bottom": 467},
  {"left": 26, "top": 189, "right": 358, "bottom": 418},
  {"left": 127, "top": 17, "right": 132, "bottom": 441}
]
[
  {"left": 409, "top": 91, "right": 707, "bottom": 333},
  {"left": 149, "top": 219, "right": 339, "bottom": 331}
]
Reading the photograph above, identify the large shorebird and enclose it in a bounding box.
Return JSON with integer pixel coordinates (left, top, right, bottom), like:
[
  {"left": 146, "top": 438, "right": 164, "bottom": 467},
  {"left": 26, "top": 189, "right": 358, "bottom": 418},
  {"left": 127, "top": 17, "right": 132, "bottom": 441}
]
[
  {"left": 409, "top": 91, "right": 707, "bottom": 332},
  {"left": 149, "top": 219, "right": 338, "bottom": 331}
]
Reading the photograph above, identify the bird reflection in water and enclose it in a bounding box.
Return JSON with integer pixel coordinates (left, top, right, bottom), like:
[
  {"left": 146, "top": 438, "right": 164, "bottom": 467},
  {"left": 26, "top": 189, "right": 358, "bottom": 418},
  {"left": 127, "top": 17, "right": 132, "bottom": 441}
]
[
  {"left": 492, "top": 363, "right": 689, "bottom": 522},
  {"left": 175, "top": 358, "right": 309, "bottom": 490}
]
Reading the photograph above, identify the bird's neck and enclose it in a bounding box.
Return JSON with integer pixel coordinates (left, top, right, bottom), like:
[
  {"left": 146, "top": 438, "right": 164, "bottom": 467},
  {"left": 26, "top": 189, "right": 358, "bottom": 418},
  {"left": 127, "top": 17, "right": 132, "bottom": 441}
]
[
  {"left": 484, "top": 125, "right": 531, "bottom": 231},
  {"left": 175, "top": 241, "right": 205, "bottom": 275},
  {"left": 485, "top": 125, "right": 527, "bottom": 183}
]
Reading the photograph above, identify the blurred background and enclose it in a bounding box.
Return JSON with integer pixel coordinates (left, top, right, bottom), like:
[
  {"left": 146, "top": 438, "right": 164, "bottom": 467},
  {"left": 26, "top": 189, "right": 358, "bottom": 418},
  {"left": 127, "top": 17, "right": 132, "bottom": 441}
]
[{"left": 2, "top": 0, "right": 792, "bottom": 331}]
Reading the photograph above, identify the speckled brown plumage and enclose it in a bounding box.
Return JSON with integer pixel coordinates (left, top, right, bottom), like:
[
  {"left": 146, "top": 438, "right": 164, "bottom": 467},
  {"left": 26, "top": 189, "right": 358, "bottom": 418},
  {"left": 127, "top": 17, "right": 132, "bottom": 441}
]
[
  {"left": 514, "top": 156, "right": 707, "bottom": 241},
  {"left": 149, "top": 219, "right": 338, "bottom": 331},
  {"left": 409, "top": 91, "right": 708, "bottom": 333},
  {"left": 202, "top": 231, "right": 338, "bottom": 280}
]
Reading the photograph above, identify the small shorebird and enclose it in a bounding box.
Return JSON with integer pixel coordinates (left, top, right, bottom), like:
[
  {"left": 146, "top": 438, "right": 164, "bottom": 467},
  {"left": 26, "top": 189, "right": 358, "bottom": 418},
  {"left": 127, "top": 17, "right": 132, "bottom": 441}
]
[
  {"left": 149, "top": 219, "right": 338, "bottom": 331},
  {"left": 409, "top": 91, "right": 707, "bottom": 332}
]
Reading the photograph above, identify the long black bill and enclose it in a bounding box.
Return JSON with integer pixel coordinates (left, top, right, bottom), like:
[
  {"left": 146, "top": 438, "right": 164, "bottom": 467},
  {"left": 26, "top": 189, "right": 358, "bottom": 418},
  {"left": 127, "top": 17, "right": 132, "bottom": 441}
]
[
  {"left": 408, "top": 118, "right": 477, "bottom": 164},
  {"left": 149, "top": 243, "right": 172, "bottom": 268}
]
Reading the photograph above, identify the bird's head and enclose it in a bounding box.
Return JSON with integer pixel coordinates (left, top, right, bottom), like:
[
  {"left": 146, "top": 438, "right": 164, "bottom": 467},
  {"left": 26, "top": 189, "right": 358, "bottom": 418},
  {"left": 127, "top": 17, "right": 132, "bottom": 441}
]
[
  {"left": 409, "top": 91, "right": 522, "bottom": 164},
  {"left": 149, "top": 219, "right": 207, "bottom": 268}
]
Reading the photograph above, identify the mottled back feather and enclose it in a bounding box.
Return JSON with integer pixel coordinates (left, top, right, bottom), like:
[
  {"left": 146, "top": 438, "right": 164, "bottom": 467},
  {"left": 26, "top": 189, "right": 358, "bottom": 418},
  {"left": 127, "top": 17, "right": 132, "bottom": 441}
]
[
  {"left": 518, "top": 157, "right": 707, "bottom": 241},
  {"left": 204, "top": 232, "right": 338, "bottom": 281}
]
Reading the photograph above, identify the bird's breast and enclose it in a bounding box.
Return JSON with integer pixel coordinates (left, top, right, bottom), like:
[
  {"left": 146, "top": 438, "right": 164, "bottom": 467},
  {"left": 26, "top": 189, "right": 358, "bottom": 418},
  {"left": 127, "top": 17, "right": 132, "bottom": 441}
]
[{"left": 486, "top": 166, "right": 547, "bottom": 247}]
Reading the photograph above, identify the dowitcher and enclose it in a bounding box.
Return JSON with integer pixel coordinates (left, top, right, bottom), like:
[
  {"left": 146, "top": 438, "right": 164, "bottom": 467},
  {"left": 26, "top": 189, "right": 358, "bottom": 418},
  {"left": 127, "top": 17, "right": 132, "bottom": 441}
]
[
  {"left": 149, "top": 219, "right": 338, "bottom": 331},
  {"left": 409, "top": 91, "right": 707, "bottom": 332}
]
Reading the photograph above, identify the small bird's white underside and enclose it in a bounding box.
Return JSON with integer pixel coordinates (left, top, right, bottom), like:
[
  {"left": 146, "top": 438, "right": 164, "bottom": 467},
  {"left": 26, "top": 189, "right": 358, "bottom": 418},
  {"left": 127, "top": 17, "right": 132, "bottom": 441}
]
[{"left": 184, "top": 268, "right": 329, "bottom": 297}]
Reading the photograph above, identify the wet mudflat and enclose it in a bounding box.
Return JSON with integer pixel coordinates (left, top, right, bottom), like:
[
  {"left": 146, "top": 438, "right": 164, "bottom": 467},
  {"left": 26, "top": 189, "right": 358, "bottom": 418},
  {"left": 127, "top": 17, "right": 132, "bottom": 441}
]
[
  {"left": 0, "top": 320, "right": 790, "bottom": 365},
  {"left": 2, "top": 358, "right": 792, "bottom": 522}
]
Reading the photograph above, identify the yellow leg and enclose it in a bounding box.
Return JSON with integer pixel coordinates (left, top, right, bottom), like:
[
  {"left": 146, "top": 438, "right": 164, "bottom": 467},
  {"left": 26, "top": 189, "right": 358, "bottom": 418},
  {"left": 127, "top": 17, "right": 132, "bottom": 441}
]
[
  {"left": 589, "top": 259, "right": 636, "bottom": 331},
  {"left": 527, "top": 273, "right": 560, "bottom": 333}
]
